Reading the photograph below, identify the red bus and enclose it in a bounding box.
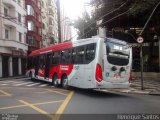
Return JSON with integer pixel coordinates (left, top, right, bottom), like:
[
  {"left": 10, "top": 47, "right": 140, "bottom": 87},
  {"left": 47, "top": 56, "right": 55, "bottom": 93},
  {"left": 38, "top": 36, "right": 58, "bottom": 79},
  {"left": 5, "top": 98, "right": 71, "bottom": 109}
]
[{"left": 26, "top": 36, "right": 132, "bottom": 89}]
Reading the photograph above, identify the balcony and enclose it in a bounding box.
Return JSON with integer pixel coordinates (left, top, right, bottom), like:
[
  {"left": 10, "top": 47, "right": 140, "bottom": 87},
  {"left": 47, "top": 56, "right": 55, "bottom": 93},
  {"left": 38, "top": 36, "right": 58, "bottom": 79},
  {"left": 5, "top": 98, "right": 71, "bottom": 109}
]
[
  {"left": 27, "top": 31, "right": 42, "bottom": 42},
  {"left": 26, "top": 15, "right": 42, "bottom": 27},
  {"left": 3, "top": 17, "right": 17, "bottom": 28},
  {"left": 26, "top": 0, "right": 41, "bottom": 14},
  {"left": 0, "top": 39, "right": 28, "bottom": 51},
  {"left": 3, "top": 0, "right": 16, "bottom": 8}
]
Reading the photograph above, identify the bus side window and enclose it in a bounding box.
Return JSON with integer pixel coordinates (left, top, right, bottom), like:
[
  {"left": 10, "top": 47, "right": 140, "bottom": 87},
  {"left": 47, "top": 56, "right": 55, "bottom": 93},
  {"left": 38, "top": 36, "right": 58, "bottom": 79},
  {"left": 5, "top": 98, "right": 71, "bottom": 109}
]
[
  {"left": 61, "top": 49, "right": 71, "bottom": 64},
  {"left": 71, "top": 48, "right": 76, "bottom": 64},
  {"left": 52, "top": 52, "right": 60, "bottom": 65},
  {"left": 85, "top": 43, "right": 96, "bottom": 64},
  {"left": 75, "top": 46, "right": 85, "bottom": 64},
  {"left": 39, "top": 55, "right": 45, "bottom": 68}
]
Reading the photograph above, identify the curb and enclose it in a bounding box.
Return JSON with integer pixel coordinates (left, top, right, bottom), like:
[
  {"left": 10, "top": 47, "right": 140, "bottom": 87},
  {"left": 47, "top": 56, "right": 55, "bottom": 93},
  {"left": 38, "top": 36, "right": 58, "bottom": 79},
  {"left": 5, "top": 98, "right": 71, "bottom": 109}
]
[
  {"left": 120, "top": 89, "right": 150, "bottom": 95},
  {"left": 99, "top": 88, "right": 151, "bottom": 95},
  {"left": 149, "top": 90, "right": 160, "bottom": 96}
]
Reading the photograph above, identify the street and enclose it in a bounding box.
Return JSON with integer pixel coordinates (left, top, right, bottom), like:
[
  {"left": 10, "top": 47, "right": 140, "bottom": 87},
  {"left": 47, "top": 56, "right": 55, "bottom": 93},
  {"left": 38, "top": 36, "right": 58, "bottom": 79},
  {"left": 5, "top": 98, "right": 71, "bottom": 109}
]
[{"left": 0, "top": 77, "right": 160, "bottom": 120}]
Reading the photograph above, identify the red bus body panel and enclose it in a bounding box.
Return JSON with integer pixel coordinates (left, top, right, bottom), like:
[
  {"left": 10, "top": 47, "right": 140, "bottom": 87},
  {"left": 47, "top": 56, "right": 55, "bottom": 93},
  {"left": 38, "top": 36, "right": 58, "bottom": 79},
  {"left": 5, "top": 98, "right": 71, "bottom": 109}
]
[{"left": 29, "top": 42, "right": 72, "bottom": 56}]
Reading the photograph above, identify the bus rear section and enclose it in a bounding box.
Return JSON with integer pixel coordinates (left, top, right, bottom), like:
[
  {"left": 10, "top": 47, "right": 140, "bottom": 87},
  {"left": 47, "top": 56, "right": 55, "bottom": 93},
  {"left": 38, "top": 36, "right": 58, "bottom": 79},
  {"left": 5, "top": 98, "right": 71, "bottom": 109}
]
[{"left": 95, "top": 38, "right": 132, "bottom": 89}]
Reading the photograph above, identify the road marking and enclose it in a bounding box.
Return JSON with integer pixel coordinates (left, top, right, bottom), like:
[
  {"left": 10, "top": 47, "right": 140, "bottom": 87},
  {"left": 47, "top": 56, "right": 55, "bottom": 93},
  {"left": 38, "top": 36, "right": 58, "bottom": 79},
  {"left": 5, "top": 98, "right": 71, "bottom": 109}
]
[
  {"left": 39, "top": 84, "right": 48, "bottom": 87},
  {"left": 0, "top": 95, "right": 9, "bottom": 96},
  {"left": 0, "top": 84, "right": 8, "bottom": 86},
  {"left": 0, "top": 81, "right": 14, "bottom": 83},
  {"left": 13, "top": 82, "right": 34, "bottom": 86},
  {"left": 19, "top": 100, "right": 52, "bottom": 119},
  {"left": 47, "top": 88, "right": 69, "bottom": 92},
  {"left": 34, "top": 100, "right": 64, "bottom": 106},
  {"left": 0, "top": 90, "right": 11, "bottom": 96},
  {"left": 0, "top": 87, "right": 38, "bottom": 90},
  {"left": 0, "top": 104, "right": 26, "bottom": 110},
  {"left": 26, "top": 83, "right": 41, "bottom": 87},
  {"left": 46, "top": 89, "right": 68, "bottom": 96},
  {"left": 0, "top": 100, "right": 64, "bottom": 111},
  {"left": 52, "top": 91, "right": 74, "bottom": 120},
  {"left": 12, "top": 81, "right": 29, "bottom": 84}
]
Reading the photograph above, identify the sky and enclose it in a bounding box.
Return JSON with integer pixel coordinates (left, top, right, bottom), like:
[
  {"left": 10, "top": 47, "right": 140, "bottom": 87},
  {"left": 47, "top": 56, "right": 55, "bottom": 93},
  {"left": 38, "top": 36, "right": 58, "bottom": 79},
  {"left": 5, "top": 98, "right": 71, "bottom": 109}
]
[
  {"left": 60, "top": 0, "right": 91, "bottom": 41},
  {"left": 61, "top": 0, "right": 91, "bottom": 20}
]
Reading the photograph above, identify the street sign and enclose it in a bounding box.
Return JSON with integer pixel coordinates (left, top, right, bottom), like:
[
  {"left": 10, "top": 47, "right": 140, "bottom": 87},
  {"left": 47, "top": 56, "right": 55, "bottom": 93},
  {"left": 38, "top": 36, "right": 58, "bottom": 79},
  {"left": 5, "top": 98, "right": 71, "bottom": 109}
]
[{"left": 137, "top": 36, "right": 144, "bottom": 43}]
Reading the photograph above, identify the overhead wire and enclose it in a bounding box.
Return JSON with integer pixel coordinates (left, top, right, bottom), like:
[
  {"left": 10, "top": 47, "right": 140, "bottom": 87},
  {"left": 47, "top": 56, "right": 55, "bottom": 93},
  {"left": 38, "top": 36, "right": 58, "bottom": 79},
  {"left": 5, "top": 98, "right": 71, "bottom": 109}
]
[{"left": 68, "top": 0, "right": 130, "bottom": 40}]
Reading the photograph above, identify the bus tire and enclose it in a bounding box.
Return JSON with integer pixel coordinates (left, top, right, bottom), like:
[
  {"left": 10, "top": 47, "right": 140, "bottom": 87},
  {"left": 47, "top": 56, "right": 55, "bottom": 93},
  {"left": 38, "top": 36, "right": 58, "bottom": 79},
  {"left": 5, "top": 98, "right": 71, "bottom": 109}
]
[
  {"left": 29, "top": 71, "right": 34, "bottom": 80},
  {"left": 61, "top": 75, "right": 69, "bottom": 89},
  {"left": 52, "top": 74, "right": 59, "bottom": 87}
]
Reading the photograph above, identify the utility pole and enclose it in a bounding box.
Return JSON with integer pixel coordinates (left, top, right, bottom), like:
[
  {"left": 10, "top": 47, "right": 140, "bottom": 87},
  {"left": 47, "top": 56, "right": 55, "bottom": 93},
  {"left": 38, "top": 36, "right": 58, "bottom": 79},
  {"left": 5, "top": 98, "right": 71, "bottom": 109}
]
[
  {"left": 57, "top": 0, "right": 61, "bottom": 43},
  {"left": 138, "top": 1, "right": 160, "bottom": 90}
]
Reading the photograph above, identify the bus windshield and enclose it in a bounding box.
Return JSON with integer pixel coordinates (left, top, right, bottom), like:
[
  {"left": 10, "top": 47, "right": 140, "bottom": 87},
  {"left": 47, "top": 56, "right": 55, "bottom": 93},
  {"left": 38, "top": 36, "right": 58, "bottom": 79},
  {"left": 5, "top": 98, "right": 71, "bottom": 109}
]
[{"left": 106, "top": 41, "right": 130, "bottom": 66}]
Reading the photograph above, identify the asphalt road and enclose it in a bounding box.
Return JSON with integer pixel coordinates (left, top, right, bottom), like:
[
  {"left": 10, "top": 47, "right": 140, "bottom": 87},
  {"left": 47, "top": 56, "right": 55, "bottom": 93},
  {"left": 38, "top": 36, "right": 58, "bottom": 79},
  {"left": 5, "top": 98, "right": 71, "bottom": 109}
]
[{"left": 0, "top": 77, "right": 160, "bottom": 120}]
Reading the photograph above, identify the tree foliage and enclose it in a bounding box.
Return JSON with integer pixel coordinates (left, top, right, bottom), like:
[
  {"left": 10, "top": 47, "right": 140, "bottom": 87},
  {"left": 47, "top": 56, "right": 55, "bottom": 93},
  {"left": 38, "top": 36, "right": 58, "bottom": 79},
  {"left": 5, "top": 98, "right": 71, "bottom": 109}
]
[{"left": 73, "top": 0, "right": 160, "bottom": 39}]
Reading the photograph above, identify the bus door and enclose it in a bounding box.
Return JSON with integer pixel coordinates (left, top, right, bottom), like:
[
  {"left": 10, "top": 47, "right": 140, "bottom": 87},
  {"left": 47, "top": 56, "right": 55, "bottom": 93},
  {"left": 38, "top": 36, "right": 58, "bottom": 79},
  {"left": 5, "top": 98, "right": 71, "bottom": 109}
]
[
  {"left": 35, "top": 56, "right": 39, "bottom": 77},
  {"left": 104, "top": 41, "right": 130, "bottom": 83},
  {"left": 45, "top": 53, "right": 51, "bottom": 79}
]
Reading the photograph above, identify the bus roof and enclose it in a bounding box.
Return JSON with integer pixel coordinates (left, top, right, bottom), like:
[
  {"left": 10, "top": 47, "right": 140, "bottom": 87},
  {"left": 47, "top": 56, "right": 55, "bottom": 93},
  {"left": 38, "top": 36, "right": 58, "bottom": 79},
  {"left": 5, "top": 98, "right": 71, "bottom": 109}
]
[
  {"left": 106, "top": 38, "right": 128, "bottom": 45},
  {"left": 29, "top": 41, "right": 72, "bottom": 56}
]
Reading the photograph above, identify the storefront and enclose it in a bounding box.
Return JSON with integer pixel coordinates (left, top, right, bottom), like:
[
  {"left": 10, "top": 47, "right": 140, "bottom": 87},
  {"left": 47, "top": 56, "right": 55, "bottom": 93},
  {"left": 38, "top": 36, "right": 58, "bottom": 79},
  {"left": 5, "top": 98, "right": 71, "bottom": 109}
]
[{"left": 0, "top": 50, "right": 27, "bottom": 78}]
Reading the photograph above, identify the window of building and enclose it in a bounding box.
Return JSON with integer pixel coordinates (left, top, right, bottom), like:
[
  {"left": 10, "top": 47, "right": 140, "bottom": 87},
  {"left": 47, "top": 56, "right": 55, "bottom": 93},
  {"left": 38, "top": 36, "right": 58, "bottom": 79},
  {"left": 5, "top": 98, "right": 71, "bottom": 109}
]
[
  {"left": 42, "top": 23, "right": 45, "bottom": 29},
  {"left": 27, "top": 5, "right": 34, "bottom": 15},
  {"left": 27, "top": 21, "right": 34, "bottom": 31},
  {"left": 4, "top": 8, "right": 8, "bottom": 17},
  {"left": 27, "top": 36, "right": 35, "bottom": 46},
  {"left": 18, "top": 0, "right": 21, "bottom": 6},
  {"left": 49, "top": 18, "right": 53, "bottom": 25},
  {"left": 5, "top": 29, "right": 9, "bottom": 39},
  {"left": 18, "top": 13, "right": 21, "bottom": 23},
  {"left": 42, "top": 1, "right": 44, "bottom": 7},
  {"left": 19, "top": 32, "right": 22, "bottom": 42},
  {"left": 49, "top": 26, "right": 53, "bottom": 33}
]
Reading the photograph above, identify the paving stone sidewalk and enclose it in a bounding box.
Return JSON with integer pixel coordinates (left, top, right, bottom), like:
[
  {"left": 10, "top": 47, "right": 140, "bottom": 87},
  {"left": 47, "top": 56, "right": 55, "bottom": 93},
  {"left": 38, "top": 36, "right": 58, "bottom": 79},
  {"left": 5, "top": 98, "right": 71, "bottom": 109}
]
[{"left": 129, "top": 78, "right": 160, "bottom": 95}]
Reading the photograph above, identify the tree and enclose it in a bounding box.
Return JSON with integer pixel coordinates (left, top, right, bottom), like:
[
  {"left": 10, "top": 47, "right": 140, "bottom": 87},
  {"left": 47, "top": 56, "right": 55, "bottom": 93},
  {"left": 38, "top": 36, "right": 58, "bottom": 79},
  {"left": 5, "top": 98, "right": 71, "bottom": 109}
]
[
  {"left": 73, "top": 0, "right": 160, "bottom": 72},
  {"left": 74, "top": 0, "right": 160, "bottom": 40},
  {"left": 73, "top": 10, "right": 97, "bottom": 39}
]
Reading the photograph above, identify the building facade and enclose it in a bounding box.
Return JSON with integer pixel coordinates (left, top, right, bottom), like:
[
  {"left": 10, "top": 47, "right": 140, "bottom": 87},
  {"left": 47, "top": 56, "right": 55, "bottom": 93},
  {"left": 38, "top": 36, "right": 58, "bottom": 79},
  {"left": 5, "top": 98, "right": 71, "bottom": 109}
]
[
  {"left": 41, "top": 0, "right": 58, "bottom": 47},
  {"left": 60, "top": 3, "right": 72, "bottom": 42},
  {"left": 0, "top": 0, "right": 28, "bottom": 78},
  {"left": 25, "top": 0, "right": 42, "bottom": 53}
]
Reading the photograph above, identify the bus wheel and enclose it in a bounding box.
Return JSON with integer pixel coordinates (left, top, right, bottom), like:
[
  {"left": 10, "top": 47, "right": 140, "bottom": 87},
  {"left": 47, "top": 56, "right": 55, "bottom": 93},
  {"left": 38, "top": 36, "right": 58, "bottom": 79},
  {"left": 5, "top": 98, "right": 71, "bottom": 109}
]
[
  {"left": 62, "top": 75, "right": 69, "bottom": 89},
  {"left": 29, "top": 72, "right": 34, "bottom": 80},
  {"left": 52, "top": 74, "right": 59, "bottom": 87}
]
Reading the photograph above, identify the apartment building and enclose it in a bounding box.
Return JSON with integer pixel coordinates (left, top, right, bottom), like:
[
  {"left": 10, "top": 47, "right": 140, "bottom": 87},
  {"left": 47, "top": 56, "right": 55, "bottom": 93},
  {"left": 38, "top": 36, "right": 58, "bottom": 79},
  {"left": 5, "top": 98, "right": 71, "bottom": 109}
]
[
  {"left": 0, "top": 0, "right": 28, "bottom": 77},
  {"left": 60, "top": 2, "right": 72, "bottom": 42},
  {"left": 25, "top": 0, "right": 42, "bottom": 53},
  {"left": 41, "top": 0, "right": 58, "bottom": 47}
]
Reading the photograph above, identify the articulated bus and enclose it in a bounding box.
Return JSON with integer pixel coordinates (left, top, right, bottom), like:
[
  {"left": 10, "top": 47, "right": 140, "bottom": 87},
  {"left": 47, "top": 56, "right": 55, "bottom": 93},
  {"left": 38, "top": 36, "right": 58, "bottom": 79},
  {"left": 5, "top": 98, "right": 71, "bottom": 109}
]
[{"left": 26, "top": 36, "right": 132, "bottom": 89}]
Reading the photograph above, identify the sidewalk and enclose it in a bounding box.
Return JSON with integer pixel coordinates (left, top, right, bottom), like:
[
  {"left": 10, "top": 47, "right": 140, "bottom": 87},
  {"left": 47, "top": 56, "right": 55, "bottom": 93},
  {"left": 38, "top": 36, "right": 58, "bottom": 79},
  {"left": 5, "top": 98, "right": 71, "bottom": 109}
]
[
  {"left": 130, "top": 77, "right": 160, "bottom": 95},
  {"left": 103, "top": 77, "right": 160, "bottom": 95}
]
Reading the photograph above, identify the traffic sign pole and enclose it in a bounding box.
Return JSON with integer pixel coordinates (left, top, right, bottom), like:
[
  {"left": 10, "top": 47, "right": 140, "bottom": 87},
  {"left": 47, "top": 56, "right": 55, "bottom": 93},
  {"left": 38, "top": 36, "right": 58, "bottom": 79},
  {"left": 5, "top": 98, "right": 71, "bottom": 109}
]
[
  {"left": 137, "top": 36, "right": 144, "bottom": 90},
  {"left": 140, "top": 44, "right": 144, "bottom": 90}
]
